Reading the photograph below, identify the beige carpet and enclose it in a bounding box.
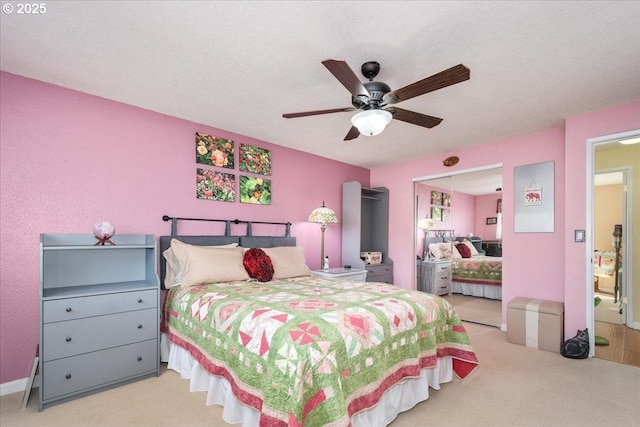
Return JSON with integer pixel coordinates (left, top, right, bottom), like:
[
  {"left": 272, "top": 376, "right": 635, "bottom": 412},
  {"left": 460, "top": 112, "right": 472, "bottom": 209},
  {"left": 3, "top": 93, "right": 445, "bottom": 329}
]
[
  {"left": 2, "top": 322, "right": 639, "bottom": 427},
  {"left": 450, "top": 294, "right": 502, "bottom": 327}
]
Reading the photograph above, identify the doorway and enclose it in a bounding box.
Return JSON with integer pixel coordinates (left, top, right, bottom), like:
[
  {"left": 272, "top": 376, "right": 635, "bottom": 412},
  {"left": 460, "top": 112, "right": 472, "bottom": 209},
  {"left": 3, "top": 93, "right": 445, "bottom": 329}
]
[
  {"left": 413, "top": 164, "right": 503, "bottom": 328},
  {"left": 587, "top": 130, "right": 638, "bottom": 362},
  {"left": 593, "top": 170, "right": 627, "bottom": 325}
]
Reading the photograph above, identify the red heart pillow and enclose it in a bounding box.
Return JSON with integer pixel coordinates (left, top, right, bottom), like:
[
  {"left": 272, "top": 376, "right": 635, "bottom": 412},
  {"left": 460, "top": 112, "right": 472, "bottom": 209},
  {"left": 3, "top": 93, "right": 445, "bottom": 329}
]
[
  {"left": 457, "top": 242, "right": 472, "bottom": 258},
  {"left": 243, "top": 248, "right": 274, "bottom": 282}
]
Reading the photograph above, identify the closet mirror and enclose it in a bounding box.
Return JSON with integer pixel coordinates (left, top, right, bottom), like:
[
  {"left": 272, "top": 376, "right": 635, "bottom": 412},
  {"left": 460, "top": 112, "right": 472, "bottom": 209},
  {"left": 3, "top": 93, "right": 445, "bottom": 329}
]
[{"left": 415, "top": 166, "right": 503, "bottom": 327}]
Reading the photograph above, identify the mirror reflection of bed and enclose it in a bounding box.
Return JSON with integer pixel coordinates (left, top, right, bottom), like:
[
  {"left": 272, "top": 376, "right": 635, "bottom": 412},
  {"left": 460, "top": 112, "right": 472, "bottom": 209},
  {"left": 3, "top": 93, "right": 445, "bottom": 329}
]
[{"left": 415, "top": 166, "right": 503, "bottom": 328}]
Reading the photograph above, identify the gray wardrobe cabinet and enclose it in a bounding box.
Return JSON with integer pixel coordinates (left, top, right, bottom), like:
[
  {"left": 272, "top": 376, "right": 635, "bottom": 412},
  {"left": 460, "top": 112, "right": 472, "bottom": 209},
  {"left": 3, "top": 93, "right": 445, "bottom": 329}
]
[
  {"left": 38, "top": 234, "right": 160, "bottom": 411},
  {"left": 342, "top": 181, "right": 393, "bottom": 283}
]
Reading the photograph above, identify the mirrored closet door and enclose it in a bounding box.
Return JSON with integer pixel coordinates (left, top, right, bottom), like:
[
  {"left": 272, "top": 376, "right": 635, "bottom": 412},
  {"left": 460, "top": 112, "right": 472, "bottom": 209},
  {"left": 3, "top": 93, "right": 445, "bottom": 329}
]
[{"left": 415, "top": 166, "right": 503, "bottom": 327}]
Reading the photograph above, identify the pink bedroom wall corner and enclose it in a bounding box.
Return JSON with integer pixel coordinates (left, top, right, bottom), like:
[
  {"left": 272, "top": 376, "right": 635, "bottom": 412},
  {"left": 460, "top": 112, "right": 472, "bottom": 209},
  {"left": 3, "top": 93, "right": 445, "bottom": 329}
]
[{"left": 0, "top": 71, "right": 369, "bottom": 385}]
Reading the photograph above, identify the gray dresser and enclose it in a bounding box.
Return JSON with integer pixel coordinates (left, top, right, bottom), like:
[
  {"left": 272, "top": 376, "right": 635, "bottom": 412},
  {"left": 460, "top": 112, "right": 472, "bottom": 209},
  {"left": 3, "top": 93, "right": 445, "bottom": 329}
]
[
  {"left": 420, "top": 260, "right": 452, "bottom": 296},
  {"left": 38, "top": 234, "right": 160, "bottom": 411}
]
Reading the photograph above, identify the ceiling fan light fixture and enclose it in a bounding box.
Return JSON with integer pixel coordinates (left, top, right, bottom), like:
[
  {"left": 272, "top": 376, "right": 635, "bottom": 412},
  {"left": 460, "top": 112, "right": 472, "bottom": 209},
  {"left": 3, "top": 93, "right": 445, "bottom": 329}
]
[{"left": 351, "top": 109, "right": 392, "bottom": 136}]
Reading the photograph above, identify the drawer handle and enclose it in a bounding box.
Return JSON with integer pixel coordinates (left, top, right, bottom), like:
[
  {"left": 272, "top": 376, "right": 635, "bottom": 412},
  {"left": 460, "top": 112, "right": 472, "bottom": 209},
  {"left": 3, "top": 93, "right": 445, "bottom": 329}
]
[
  {"left": 137, "top": 298, "right": 143, "bottom": 303},
  {"left": 65, "top": 374, "right": 72, "bottom": 380},
  {"left": 137, "top": 324, "right": 143, "bottom": 329},
  {"left": 65, "top": 337, "right": 72, "bottom": 343},
  {"left": 137, "top": 356, "right": 142, "bottom": 362},
  {"left": 65, "top": 307, "right": 72, "bottom": 312}
]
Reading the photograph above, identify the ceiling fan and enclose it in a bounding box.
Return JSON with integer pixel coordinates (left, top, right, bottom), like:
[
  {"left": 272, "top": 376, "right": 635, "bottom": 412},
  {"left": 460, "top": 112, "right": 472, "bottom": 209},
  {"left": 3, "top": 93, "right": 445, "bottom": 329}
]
[{"left": 283, "top": 59, "right": 470, "bottom": 141}]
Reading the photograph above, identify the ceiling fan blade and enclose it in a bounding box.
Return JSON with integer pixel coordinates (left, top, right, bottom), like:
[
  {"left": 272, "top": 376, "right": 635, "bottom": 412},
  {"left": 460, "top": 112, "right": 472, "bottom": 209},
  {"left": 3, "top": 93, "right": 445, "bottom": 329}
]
[
  {"left": 322, "top": 59, "right": 370, "bottom": 98},
  {"left": 386, "top": 64, "right": 470, "bottom": 104},
  {"left": 344, "top": 126, "right": 360, "bottom": 141},
  {"left": 391, "top": 107, "right": 443, "bottom": 129},
  {"left": 283, "top": 107, "right": 356, "bottom": 119}
]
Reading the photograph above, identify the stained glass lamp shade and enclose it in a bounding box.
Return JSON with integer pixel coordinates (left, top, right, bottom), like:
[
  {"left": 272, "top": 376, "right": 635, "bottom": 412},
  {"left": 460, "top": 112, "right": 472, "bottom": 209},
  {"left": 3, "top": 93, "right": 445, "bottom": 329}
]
[{"left": 308, "top": 201, "right": 338, "bottom": 266}]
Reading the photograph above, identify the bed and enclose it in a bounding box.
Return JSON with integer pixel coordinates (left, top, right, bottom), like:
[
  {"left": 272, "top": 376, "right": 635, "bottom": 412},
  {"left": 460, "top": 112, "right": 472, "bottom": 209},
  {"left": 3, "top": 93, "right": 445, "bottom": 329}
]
[
  {"left": 159, "top": 216, "right": 479, "bottom": 427},
  {"left": 426, "top": 236, "right": 502, "bottom": 300}
]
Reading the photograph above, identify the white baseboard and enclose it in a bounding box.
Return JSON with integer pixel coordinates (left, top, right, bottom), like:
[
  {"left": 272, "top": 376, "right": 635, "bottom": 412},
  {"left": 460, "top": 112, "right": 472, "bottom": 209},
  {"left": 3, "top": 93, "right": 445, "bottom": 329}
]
[
  {"left": 501, "top": 323, "right": 507, "bottom": 332},
  {"left": 0, "top": 377, "right": 27, "bottom": 397}
]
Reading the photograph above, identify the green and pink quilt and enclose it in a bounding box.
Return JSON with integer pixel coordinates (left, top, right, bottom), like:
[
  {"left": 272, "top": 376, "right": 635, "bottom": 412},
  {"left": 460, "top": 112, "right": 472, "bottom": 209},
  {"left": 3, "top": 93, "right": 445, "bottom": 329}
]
[
  {"left": 164, "top": 276, "right": 478, "bottom": 426},
  {"left": 452, "top": 255, "right": 502, "bottom": 286}
]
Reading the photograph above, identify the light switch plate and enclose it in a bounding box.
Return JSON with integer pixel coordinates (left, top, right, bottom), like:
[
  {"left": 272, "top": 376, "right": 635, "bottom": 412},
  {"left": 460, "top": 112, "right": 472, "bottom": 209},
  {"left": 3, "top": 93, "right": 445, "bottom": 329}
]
[{"left": 574, "top": 229, "right": 585, "bottom": 242}]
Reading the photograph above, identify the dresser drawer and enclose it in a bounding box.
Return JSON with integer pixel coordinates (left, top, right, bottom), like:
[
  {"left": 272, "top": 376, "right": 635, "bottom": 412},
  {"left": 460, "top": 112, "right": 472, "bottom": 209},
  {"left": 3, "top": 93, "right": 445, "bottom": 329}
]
[
  {"left": 43, "top": 308, "right": 157, "bottom": 361},
  {"left": 365, "top": 263, "right": 393, "bottom": 283},
  {"left": 43, "top": 289, "right": 157, "bottom": 323},
  {"left": 433, "top": 278, "right": 451, "bottom": 295},
  {"left": 434, "top": 263, "right": 451, "bottom": 275},
  {"left": 367, "top": 274, "right": 393, "bottom": 284},
  {"left": 42, "top": 339, "right": 157, "bottom": 401}
]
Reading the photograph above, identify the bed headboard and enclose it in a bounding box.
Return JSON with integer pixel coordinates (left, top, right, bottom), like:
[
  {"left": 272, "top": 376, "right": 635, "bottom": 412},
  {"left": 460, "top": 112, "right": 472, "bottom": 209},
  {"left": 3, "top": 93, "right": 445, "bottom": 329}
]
[{"left": 159, "top": 215, "right": 295, "bottom": 289}]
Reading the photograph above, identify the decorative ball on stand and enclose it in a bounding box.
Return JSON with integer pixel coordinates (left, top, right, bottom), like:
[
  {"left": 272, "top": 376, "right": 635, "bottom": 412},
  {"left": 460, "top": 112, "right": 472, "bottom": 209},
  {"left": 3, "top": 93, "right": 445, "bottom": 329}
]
[{"left": 93, "top": 221, "right": 116, "bottom": 245}]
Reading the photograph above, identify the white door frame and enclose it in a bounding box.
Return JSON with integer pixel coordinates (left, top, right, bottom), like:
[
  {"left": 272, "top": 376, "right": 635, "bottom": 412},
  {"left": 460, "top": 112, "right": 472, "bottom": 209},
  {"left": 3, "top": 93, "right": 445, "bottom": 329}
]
[{"left": 586, "top": 130, "right": 639, "bottom": 355}]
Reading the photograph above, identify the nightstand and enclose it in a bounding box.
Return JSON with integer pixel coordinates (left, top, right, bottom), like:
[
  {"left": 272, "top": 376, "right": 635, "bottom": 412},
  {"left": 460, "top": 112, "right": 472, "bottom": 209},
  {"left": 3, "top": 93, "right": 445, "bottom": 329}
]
[
  {"left": 311, "top": 268, "right": 367, "bottom": 282},
  {"left": 420, "top": 260, "right": 452, "bottom": 296}
]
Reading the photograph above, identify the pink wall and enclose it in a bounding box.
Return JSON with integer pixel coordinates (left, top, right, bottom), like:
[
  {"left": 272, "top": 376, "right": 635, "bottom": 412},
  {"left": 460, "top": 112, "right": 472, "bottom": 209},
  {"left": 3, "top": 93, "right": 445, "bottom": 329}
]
[
  {"left": 563, "top": 102, "right": 640, "bottom": 335},
  {"left": 373, "top": 102, "right": 640, "bottom": 340},
  {"left": 476, "top": 193, "right": 502, "bottom": 241},
  {"left": 372, "top": 128, "right": 567, "bottom": 327},
  {"left": 2, "top": 69, "right": 638, "bottom": 386},
  {"left": 0, "top": 72, "right": 369, "bottom": 384},
  {"left": 416, "top": 183, "right": 476, "bottom": 242},
  {"left": 450, "top": 192, "right": 476, "bottom": 237}
]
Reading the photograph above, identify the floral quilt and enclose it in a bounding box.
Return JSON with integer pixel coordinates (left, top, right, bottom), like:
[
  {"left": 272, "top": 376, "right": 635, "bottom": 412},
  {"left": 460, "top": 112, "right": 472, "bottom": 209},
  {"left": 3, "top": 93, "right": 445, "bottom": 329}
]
[
  {"left": 164, "top": 276, "right": 478, "bottom": 427},
  {"left": 452, "top": 255, "right": 502, "bottom": 286}
]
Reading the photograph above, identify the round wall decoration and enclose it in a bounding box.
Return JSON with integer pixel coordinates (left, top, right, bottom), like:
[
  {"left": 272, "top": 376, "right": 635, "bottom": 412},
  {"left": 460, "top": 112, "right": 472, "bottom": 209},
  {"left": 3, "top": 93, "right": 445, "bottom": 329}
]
[
  {"left": 93, "top": 221, "right": 116, "bottom": 245},
  {"left": 443, "top": 156, "right": 459, "bottom": 167}
]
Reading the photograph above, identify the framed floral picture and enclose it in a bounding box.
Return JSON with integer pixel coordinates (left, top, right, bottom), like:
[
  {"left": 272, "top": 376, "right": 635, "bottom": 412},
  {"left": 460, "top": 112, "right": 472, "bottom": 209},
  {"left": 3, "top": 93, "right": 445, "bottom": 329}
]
[
  {"left": 431, "top": 206, "right": 442, "bottom": 221},
  {"left": 196, "top": 168, "right": 235, "bottom": 202},
  {"left": 441, "top": 192, "right": 451, "bottom": 207},
  {"left": 430, "top": 191, "right": 442, "bottom": 205},
  {"left": 195, "top": 132, "right": 235, "bottom": 169},
  {"left": 441, "top": 208, "right": 450, "bottom": 222},
  {"left": 240, "top": 175, "right": 271, "bottom": 205},
  {"left": 239, "top": 144, "right": 272, "bottom": 176}
]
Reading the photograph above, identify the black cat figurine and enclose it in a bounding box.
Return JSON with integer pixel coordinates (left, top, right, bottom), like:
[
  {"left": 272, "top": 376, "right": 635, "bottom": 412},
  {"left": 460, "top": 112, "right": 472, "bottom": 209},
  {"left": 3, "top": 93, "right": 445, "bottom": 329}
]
[{"left": 561, "top": 328, "right": 589, "bottom": 359}]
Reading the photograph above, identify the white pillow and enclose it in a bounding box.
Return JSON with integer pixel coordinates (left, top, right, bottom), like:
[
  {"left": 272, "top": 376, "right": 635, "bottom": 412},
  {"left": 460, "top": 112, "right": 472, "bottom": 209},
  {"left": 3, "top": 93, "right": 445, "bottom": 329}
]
[
  {"left": 428, "top": 242, "right": 458, "bottom": 260},
  {"left": 165, "top": 240, "right": 245, "bottom": 288},
  {"left": 262, "top": 246, "right": 311, "bottom": 279},
  {"left": 438, "top": 242, "right": 453, "bottom": 260},
  {"left": 428, "top": 243, "right": 443, "bottom": 260},
  {"left": 462, "top": 239, "right": 480, "bottom": 256},
  {"left": 163, "top": 242, "right": 239, "bottom": 288},
  {"left": 451, "top": 243, "right": 462, "bottom": 259}
]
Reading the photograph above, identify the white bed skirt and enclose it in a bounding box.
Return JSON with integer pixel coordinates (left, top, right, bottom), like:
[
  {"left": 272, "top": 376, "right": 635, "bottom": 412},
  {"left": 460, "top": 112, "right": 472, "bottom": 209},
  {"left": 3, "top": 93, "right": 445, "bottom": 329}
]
[
  {"left": 160, "top": 334, "right": 453, "bottom": 427},
  {"left": 452, "top": 280, "right": 502, "bottom": 300}
]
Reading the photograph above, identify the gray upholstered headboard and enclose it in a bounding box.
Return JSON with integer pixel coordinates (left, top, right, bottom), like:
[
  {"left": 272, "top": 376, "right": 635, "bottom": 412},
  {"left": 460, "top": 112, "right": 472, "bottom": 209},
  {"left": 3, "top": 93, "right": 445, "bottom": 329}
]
[{"left": 159, "top": 215, "right": 295, "bottom": 289}]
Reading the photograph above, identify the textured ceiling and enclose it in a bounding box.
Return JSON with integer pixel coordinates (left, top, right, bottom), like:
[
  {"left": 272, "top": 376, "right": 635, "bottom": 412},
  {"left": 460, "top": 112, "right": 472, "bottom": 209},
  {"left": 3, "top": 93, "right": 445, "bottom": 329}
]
[{"left": 1, "top": 1, "right": 639, "bottom": 170}]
